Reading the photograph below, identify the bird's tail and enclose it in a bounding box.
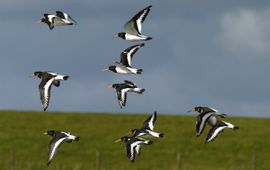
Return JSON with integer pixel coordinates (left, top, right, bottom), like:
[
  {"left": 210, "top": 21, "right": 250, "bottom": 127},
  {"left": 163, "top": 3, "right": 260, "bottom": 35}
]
[
  {"left": 133, "top": 88, "right": 145, "bottom": 94},
  {"left": 159, "top": 133, "right": 164, "bottom": 138},
  {"left": 136, "top": 69, "right": 143, "bottom": 74},
  {"left": 233, "top": 126, "right": 239, "bottom": 130},
  {"left": 146, "top": 37, "right": 152, "bottom": 41},
  {"left": 145, "top": 140, "right": 153, "bottom": 145},
  {"left": 75, "top": 136, "right": 80, "bottom": 141}
]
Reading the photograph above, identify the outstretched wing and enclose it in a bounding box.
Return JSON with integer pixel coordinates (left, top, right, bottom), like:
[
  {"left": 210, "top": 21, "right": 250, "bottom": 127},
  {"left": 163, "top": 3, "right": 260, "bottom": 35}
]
[
  {"left": 205, "top": 125, "right": 226, "bottom": 144},
  {"left": 120, "top": 43, "right": 144, "bottom": 67},
  {"left": 39, "top": 78, "right": 54, "bottom": 111},
  {"left": 196, "top": 112, "right": 214, "bottom": 136},
  {"left": 47, "top": 137, "right": 67, "bottom": 165},
  {"left": 124, "top": 5, "right": 152, "bottom": 35},
  {"left": 142, "top": 111, "right": 157, "bottom": 131},
  {"left": 116, "top": 89, "right": 128, "bottom": 108}
]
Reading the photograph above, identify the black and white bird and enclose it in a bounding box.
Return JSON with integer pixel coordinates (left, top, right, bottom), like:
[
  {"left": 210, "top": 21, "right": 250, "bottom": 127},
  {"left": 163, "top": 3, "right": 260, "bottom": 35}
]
[
  {"left": 115, "top": 136, "right": 153, "bottom": 162},
  {"left": 31, "top": 71, "right": 69, "bottom": 111},
  {"left": 129, "top": 111, "right": 164, "bottom": 138},
  {"left": 37, "top": 11, "right": 77, "bottom": 30},
  {"left": 114, "top": 5, "right": 152, "bottom": 41},
  {"left": 108, "top": 80, "right": 145, "bottom": 108},
  {"left": 104, "top": 43, "right": 144, "bottom": 75},
  {"left": 188, "top": 106, "right": 227, "bottom": 136},
  {"left": 44, "top": 130, "right": 80, "bottom": 165},
  {"left": 205, "top": 116, "right": 239, "bottom": 143}
]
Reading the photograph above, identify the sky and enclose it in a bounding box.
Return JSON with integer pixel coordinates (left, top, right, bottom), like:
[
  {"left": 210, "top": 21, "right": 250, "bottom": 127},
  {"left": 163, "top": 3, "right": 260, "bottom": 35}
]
[{"left": 1, "top": 0, "right": 270, "bottom": 117}]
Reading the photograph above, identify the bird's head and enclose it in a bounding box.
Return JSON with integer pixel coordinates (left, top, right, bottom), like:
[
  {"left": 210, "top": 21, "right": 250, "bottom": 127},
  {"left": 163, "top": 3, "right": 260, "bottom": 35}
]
[
  {"left": 113, "top": 32, "right": 125, "bottom": 39},
  {"left": 31, "top": 71, "right": 42, "bottom": 78},
  {"left": 43, "top": 130, "right": 55, "bottom": 137},
  {"left": 107, "top": 84, "right": 117, "bottom": 90},
  {"left": 103, "top": 66, "right": 116, "bottom": 73},
  {"left": 114, "top": 136, "right": 128, "bottom": 143},
  {"left": 187, "top": 106, "right": 202, "bottom": 113}
]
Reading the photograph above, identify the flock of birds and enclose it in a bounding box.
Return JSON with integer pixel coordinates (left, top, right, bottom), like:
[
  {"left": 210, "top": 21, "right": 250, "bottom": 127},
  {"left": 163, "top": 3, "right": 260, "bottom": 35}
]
[{"left": 28, "top": 5, "right": 240, "bottom": 165}]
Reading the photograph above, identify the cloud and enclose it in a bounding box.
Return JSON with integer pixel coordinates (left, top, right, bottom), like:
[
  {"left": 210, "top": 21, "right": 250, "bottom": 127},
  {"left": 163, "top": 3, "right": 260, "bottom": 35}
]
[{"left": 220, "top": 8, "right": 270, "bottom": 56}]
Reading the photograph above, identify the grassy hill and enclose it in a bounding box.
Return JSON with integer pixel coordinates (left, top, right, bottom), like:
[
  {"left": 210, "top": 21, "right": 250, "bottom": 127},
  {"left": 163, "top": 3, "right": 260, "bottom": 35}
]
[{"left": 0, "top": 110, "right": 269, "bottom": 170}]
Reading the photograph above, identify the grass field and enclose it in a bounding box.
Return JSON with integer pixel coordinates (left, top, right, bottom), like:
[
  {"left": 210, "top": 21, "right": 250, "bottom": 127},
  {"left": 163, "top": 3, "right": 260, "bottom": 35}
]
[{"left": 0, "top": 110, "right": 269, "bottom": 170}]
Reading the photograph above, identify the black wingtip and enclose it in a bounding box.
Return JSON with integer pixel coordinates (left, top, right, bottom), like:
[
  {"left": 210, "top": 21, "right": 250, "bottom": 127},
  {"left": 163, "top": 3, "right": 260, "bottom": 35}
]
[
  {"left": 159, "top": 133, "right": 164, "bottom": 138},
  {"left": 147, "top": 5, "right": 153, "bottom": 9},
  {"left": 46, "top": 161, "right": 51, "bottom": 166},
  {"left": 146, "top": 37, "right": 152, "bottom": 41},
  {"left": 75, "top": 136, "right": 80, "bottom": 141}
]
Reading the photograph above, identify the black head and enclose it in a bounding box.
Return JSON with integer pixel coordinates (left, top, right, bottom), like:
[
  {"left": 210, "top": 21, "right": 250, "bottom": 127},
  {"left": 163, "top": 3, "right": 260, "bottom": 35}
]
[
  {"left": 33, "top": 71, "right": 43, "bottom": 78},
  {"left": 117, "top": 32, "right": 126, "bottom": 39},
  {"left": 121, "top": 136, "right": 129, "bottom": 142},
  {"left": 111, "top": 84, "right": 120, "bottom": 89},
  {"left": 188, "top": 106, "right": 203, "bottom": 113},
  {"left": 40, "top": 18, "right": 46, "bottom": 23},
  {"left": 194, "top": 106, "right": 203, "bottom": 113},
  {"left": 44, "top": 130, "right": 56, "bottom": 137},
  {"left": 107, "top": 66, "right": 117, "bottom": 73}
]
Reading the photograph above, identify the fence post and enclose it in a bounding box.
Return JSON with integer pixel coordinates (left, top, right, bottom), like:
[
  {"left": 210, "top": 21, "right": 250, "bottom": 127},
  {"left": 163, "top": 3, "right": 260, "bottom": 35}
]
[
  {"left": 252, "top": 153, "right": 256, "bottom": 170},
  {"left": 176, "top": 152, "right": 181, "bottom": 170},
  {"left": 9, "top": 150, "right": 16, "bottom": 170},
  {"left": 96, "top": 150, "right": 100, "bottom": 170}
]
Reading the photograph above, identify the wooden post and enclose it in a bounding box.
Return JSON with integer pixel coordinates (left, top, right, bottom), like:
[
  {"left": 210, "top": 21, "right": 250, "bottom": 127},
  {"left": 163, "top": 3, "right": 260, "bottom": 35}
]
[
  {"left": 96, "top": 150, "right": 100, "bottom": 170},
  {"left": 176, "top": 152, "right": 181, "bottom": 170},
  {"left": 9, "top": 150, "right": 16, "bottom": 170},
  {"left": 252, "top": 153, "right": 256, "bottom": 170}
]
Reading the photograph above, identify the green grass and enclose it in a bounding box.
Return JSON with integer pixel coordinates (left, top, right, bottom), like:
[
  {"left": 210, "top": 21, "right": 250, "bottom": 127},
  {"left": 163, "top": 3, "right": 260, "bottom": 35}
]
[{"left": 0, "top": 110, "right": 269, "bottom": 170}]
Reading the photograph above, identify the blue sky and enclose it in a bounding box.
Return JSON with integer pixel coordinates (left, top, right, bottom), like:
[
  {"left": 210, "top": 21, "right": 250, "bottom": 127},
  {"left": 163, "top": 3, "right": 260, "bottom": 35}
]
[{"left": 1, "top": 0, "right": 270, "bottom": 117}]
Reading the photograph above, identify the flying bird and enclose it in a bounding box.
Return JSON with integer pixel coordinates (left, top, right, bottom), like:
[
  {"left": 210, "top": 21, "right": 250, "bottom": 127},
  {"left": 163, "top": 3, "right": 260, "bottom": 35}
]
[
  {"left": 115, "top": 136, "right": 153, "bottom": 162},
  {"left": 44, "top": 130, "right": 80, "bottom": 165},
  {"left": 114, "top": 5, "right": 152, "bottom": 41},
  {"left": 129, "top": 111, "right": 164, "bottom": 138},
  {"left": 108, "top": 80, "right": 145, "bottom": 108},
  {"left": 205, "top": 116, "right": 239, "bottom": 143},
  {"left": 188, "top": 106, "right": 227, "bottom": 136},
  {"left": 37, "top": 11, "right": 77, "bottom": 30},
  {"left": 31, "top": 71, "right": 69, "bottom": 111},
  {"left": 104, "top": 43, "right": 144, "bottom": 75}
]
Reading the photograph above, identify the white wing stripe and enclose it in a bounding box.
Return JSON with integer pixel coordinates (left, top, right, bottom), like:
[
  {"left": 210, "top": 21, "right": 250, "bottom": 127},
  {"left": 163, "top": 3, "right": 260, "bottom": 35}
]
[{"left": 48, "top": 137, "right": 67, "bottom": 161}]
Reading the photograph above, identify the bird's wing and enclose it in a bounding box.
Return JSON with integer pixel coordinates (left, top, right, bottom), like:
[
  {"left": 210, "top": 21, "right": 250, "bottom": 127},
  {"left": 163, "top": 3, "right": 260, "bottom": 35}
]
[
  {"left": 142, "top": 111, "right": 157, "bottom": 131},
  {"left": 120, "top": 43, "right": 144, "bottom": 67},
  {"left": 205, "top": 125, "right": 226, "bottom": 143},
  {"left": 47, "top": 137, "right": 68, "bottom": 165},
  {"left": 117, "top": 89, "right": 128, "bottom": 108},
  {"left": 124, "top": 80, "right": 136, "bottom": 87},
  {"left": 55, "top": 11, "right": 68, "bottom": 20},
  {"left": 196, "top": 112, "right": 214, "bottom": 136},
  {"left": 124, "top": 5, "right": 152, "bottom": 35},
  {"left": 39, "top": 78, "right": 54, "bottom": 111},
  {"left": 128, "top": 141, "right": 142, "bottom": 162},
  {"left": 135, "top": 145, "right": 141, "bottom": 155}
]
